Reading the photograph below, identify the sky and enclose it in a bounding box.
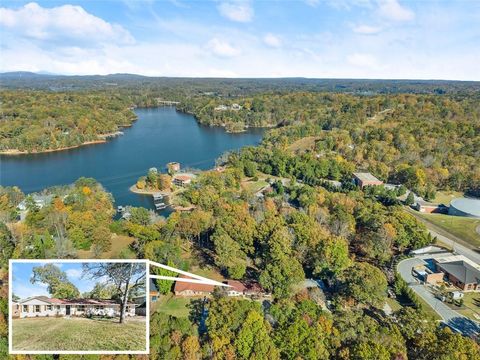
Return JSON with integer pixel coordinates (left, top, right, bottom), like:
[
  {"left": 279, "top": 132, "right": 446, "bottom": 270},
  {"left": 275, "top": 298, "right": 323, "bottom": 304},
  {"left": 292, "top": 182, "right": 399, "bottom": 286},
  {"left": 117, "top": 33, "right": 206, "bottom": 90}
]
[
  {"left": 12, "top": 262, "right": 109, "bottom": 299},
  {"left": 0, "top": 0, "right": 479, "bottom": 80}
]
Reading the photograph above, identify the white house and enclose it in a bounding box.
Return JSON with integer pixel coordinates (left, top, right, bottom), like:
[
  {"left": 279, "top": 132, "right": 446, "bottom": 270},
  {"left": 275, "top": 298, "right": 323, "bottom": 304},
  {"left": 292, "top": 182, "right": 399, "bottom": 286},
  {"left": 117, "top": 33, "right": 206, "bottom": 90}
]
[
  {"left": 18, "top": 296, "right": 136, "bottom": 318},
  {"left": 17, "top": 194, "right": 54, "bottom": 211}
]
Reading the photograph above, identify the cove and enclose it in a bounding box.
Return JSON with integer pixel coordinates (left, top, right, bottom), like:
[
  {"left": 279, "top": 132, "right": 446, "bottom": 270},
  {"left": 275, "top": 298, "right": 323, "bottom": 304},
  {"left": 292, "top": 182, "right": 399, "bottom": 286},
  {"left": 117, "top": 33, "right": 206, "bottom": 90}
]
[{"left": 0, "top": 107, "right": 264, "bottom": 212}]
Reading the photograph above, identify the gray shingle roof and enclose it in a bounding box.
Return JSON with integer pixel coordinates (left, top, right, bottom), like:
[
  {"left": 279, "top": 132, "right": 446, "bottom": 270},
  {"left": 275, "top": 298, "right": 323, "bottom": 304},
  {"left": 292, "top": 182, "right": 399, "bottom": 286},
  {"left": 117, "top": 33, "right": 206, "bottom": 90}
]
[{"left": 437, "top": 261, "right": 480, "bottom": 284}]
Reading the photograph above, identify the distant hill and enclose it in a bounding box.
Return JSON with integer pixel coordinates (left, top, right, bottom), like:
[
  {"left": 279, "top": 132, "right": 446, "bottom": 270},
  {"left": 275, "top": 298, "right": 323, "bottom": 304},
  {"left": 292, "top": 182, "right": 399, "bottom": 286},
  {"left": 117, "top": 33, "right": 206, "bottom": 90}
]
[{"left": 0, "top": 71, "right": 479, "bottom": 94}]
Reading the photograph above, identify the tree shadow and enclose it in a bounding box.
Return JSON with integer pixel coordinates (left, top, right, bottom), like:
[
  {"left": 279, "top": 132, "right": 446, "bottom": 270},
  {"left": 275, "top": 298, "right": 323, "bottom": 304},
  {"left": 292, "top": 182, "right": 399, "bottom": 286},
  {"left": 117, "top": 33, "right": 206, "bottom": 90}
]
[{"left": 446, "top": 316, "right": 480, "bottom": 338}]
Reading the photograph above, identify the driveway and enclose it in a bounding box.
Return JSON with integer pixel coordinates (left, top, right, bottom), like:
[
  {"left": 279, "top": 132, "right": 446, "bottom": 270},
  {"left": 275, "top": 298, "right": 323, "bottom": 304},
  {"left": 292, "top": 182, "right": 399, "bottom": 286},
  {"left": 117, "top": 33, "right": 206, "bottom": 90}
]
[{"left": 397, "top": 256, "right": 480, "bottom": 337}]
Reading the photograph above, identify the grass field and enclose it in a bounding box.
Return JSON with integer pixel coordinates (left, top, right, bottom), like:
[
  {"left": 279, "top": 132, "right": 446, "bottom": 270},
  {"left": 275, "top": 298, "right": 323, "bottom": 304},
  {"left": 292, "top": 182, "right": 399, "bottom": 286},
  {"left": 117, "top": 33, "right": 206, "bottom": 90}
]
[
  {"left": 12, "top": 317, "right": 147, "bottom": 351},
  {"left": 415, "top": 212, "right": 480, "bottom": 248},
  {"left": 77, "top": 234, "right": 136, "bottom": 259},
  {"left": 241, "top": 178, "right": 269, "bottom": 193},
  {"left": 153, "top": 294, "right": 191, "bottom": 318},
  {"left": 433, "top": 191, "right": 464, "bottom": 205}
]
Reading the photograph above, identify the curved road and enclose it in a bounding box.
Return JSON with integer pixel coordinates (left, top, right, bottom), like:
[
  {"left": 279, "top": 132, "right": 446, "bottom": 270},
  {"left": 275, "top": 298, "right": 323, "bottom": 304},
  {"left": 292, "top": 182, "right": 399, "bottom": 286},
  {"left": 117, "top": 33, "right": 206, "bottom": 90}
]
[{"left": 397, "top": 256, "right": 480, "bottom": 337}]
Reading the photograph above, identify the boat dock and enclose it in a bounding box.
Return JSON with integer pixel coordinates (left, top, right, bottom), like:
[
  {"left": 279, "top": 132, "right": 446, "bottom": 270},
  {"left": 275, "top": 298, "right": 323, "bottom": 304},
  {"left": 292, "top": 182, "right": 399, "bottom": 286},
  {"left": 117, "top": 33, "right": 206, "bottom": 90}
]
[{"left": 152, "top": 192, "right": 168, "bottom": 211}]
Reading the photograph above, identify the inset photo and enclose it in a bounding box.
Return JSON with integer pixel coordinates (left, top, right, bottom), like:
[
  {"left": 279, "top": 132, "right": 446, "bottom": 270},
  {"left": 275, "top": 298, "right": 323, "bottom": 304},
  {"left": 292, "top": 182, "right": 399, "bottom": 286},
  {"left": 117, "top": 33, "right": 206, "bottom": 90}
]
[{"left": 9, "top": 259, "right": 148, "bottom": 354}]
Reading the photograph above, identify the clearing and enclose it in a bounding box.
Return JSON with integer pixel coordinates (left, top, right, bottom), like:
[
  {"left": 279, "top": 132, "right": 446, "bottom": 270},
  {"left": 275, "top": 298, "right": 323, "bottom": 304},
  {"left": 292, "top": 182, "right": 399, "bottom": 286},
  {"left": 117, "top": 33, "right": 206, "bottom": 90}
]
[
  {"left": 77, "top": 234, "right": 136, "bottom": 259},
  {"left": 12, "top": 316, "right": 146, "bottom": 351},
  {"left": 433, "top": 190, "right": 464, "bottom": 205},
  {"left": 287, "top": 136, "right": 319, "bottom": 153},
  {"left": 241, "top": 178, "right": 269, "bottom": 193}
]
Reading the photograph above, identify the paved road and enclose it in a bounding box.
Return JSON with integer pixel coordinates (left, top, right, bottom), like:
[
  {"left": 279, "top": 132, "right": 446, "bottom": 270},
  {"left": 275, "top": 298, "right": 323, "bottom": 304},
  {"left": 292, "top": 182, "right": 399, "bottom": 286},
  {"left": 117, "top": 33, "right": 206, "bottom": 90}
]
[
  {"left": 405, "top": 207, "right": 480, "bottom": 263},
  {"left": 397, "top": 257, "right": 480, "bottom": 337},
  {"left": 426, "top": 228, "right": 480, "bottom": 264}
]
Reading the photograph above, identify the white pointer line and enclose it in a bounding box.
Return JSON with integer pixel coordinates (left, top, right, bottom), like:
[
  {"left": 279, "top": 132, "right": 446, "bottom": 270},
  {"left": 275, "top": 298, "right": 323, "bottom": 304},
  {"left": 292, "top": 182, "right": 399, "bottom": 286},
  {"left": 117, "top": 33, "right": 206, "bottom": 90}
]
[{"left": 148, "top": 260, "right": 230, "bottom": 287}]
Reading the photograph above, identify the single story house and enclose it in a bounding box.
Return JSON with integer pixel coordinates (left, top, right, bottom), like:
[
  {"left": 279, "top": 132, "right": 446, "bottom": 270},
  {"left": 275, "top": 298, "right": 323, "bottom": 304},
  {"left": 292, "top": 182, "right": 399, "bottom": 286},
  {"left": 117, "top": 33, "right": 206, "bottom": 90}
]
[
  {"left": 352, "top": 172, "right": 384, "bottom": 188},
  {"left": 174, "top": 276, "right": 215, "bottom": 297},
  {"left": 224, "top": 280, "right": 271, "bottom": 298},
  {"left": 434, "top": 255, "right": 480, "bottom": 292},
  {"left": 18, "top": 296, "right": 136, "bottom": 318}
]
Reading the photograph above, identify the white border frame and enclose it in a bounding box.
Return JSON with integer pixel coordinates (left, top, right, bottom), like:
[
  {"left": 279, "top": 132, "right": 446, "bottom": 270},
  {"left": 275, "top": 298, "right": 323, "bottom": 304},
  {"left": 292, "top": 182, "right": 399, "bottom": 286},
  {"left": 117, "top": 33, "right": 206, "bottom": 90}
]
[{"left": 8, "top": 259, "right": 150, "bottom": 355}]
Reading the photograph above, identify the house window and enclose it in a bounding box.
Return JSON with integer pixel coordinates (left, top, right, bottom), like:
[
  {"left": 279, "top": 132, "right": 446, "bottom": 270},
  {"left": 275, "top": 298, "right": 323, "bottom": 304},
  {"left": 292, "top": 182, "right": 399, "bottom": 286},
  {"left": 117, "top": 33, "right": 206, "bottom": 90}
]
[
  {"left": 77, "top": 305, "right": 86, "bottom": 311},
  {"left": 56, "top": 305, "right": 60, "bottom": 310},
  {"left": 34, "top": 305, "right": 40, "bottom": 312},
  {"left": 151, "top": 296, "right": 158, "bottom": 302},
  {"left": 22, "top": 305, "right": 28, "bottom": 312},
  {"left": 46, "top": 305, "right": 52, "bottom": 311},
  {"left": 95, "top": 306, "right": 102, "bottom": 310}
]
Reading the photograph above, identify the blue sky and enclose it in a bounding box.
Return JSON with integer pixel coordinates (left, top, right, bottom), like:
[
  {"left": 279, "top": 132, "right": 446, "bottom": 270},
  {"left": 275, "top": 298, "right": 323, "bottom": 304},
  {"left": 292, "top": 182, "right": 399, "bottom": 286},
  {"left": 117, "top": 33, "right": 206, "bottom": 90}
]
[
  {"left": 0, "top": 1, "right": 479, "bottom": 79},
  {"left": 12, "top": 262, "right": 105, "bottom": 299}
]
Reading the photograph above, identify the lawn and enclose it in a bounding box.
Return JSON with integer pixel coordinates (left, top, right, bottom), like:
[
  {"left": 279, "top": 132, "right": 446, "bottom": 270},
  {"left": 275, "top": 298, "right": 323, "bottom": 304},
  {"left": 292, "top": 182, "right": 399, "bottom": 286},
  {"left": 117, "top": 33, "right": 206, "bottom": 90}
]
[
  {"left": 415, "top": 212, "right": 480, "bottom": 248},
  {"left": 444, "top": 293, "right": 480, "bottom": 321},
  {"left": 241, "top": 178, "right": 269, "bottom": 193},
  {"left": 12, "top": 316, "right": 147, "bottom": 351},
  {"left": 77, "top": 234, "right": 136, "bottom": 259},
  {"left": 433, "top": 191, "right": 464, "bottom": 205},
  {"left": 153, "top": 294, "right": 191, "bottom": 318}
]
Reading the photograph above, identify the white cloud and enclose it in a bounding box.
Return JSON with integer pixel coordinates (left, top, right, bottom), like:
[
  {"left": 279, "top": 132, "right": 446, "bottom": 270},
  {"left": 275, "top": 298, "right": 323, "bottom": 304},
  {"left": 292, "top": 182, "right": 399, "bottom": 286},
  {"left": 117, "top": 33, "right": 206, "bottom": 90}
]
[
  {"left": 378, "top": 0, "right": 415, "bottom": 22},
  {"left": 66, "top": 268, "right": 82, "bottom": 279},
  {"left": 13, "top": 283, "right": 49, "bottom": 299},
  {"left": 352, "top": 24, "right": 382, "bottom": 35},
  {"left": 347, "top": 53, "right": 379, "bottom": 68},
  {"left": 218, "top": 1, "right": 253, "bottom": 23},
  {"left": 206, "top": 38, "right": 241, "bottom": 57},
  {"left": 304, "top": 0, "right": 320, "bottom": 7},
  {"left": 263, "top": 33, "right": 282, "bottom": 48},
  {"left": 0, "top": 2, "right": 134, "bottom": 45}
]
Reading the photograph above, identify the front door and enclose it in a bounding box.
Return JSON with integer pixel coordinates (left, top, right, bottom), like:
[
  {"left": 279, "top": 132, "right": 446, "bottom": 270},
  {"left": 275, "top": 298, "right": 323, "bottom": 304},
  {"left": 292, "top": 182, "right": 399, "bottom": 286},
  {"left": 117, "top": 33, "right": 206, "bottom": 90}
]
[{"left": 66, "top": 305, "right": 71, "bottom": 315}]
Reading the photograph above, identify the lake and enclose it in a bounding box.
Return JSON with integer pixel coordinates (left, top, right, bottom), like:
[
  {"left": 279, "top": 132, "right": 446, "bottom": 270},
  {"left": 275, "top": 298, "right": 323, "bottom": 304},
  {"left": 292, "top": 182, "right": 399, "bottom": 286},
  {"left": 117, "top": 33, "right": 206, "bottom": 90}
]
[{"left": 0, "top": 107, "right": 264, "bottom": 213}]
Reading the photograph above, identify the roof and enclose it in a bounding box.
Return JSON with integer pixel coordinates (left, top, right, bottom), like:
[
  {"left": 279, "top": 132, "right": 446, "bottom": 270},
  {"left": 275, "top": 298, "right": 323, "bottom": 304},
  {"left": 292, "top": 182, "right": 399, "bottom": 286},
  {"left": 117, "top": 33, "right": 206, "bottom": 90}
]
[
  {"left": 174, "top": 175, "right": 192, "bottom": 182},
  {"left": 435, "top": 255, "right": 480, "bottom": 284},
  {"left": 450, "top": 198, "right": 480, "bottom": 217},
  {"left": 20, "top": 296, "right": 135, "bottom": 305},
  {"left": 224, "top": 280, "right": 266, "bottom": 294},
  {"left": 225, "top": 280, "right": 247, "bottom": 292},
  {"left": 174, "top": 275, "right": 215, "bottom": 293},
  {"left": 353, "top": 172, "right": 382, "bottom": 183}
]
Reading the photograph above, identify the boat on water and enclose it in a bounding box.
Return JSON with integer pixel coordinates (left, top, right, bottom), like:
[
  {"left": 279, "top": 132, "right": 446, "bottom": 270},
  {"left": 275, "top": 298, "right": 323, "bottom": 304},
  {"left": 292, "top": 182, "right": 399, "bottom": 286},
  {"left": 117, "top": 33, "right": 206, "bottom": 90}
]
[
  {"left": 117, "top": 205, "right": 124, "bottom": 213},
  {"left": 155, "top": 202, "right": 167, "bottom": 210}
]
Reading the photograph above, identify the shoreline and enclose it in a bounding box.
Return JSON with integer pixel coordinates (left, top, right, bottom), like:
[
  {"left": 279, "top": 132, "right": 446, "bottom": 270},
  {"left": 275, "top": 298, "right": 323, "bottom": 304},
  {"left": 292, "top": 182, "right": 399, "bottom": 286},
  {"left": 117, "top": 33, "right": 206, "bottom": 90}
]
[
  {"left": 128, "top": 185, "right": 170, "bottom": 196},
  {"left": 0, "top": 139, "right": 108, "bottom": 155},
  {"left": 0, "top": 131, "right": 127, "bottom": 156},
  {"left": 0, "top": 106, "right": 268, "bottom": 156}
]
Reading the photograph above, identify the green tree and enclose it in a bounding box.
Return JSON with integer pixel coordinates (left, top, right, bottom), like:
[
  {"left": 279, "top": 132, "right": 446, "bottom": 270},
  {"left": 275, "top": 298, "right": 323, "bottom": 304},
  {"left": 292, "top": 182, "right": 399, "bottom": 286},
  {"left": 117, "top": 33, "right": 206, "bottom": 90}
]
[
  {"left": 129, "top": 207, "right": 151, "bottom": 226},
  {"left": 31, "top": 264, "right": 80, "bottom": 299},
  {"left": 343, "top": 262, "right": 387, "bottom": 307},
  {"left": 405, "top": 192, "right": 415, "bottom": 206},
  {"left": 235, "top": 310, "right": 280, "bottom": 360},
  {"left": 155, "top": 260, "right": 178, "bottom": 294}
]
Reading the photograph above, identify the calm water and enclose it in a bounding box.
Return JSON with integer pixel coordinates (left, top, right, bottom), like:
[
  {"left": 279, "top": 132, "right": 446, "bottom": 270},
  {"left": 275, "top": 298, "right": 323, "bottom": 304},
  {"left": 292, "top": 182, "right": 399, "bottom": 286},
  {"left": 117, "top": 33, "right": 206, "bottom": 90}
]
[{"left": 0, "top": 107, "right": 264, "bottom": 212}]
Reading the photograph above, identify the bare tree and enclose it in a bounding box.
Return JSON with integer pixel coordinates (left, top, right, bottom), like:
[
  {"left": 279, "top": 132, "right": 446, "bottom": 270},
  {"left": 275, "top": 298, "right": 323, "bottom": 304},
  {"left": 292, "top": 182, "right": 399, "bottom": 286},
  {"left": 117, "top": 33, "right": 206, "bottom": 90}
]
[{"left": 82, "top": 263, "right": 146, "bottom": 323}]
